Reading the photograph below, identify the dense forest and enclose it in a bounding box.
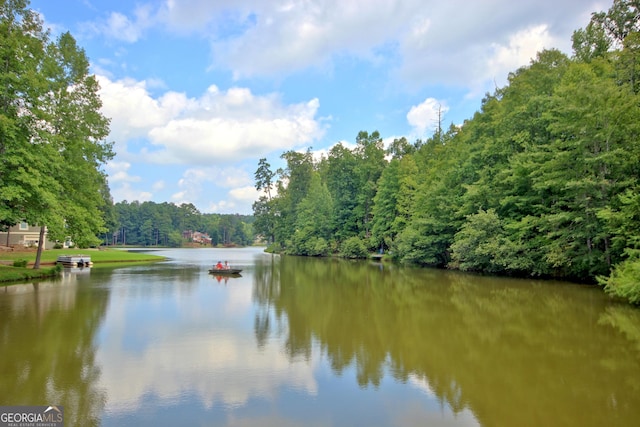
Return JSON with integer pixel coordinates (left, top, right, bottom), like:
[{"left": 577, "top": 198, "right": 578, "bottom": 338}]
[
  {"left": 252, "top": 0, "right": 640, "bottom": 304},
  {"left": 108, "top": 201, "right": 254, "bottom": 247}
]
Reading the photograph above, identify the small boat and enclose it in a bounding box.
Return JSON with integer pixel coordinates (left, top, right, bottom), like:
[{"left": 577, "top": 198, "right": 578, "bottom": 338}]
[
  {"left": 208, "top": 268, "right": 242, "bottom": 275},
  {"left": 56, "top": 255, "right": 93, "bottom": 268}
]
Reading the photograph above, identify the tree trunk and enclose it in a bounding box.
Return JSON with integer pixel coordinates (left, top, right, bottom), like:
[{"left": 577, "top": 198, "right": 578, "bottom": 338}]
[{"left": 33, "top": 225, "right": 46, "bottom": 269}]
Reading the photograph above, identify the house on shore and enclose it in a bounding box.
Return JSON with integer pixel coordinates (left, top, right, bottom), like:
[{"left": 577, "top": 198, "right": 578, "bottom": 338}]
[
  {"left": 182, "top": 230, "right": 213, "bottom": 246},
  {"left": 0, "top": 222, "right": 57, "bottom": 250}
]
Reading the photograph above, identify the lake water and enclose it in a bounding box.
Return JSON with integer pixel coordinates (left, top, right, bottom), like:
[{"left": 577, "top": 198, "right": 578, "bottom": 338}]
[{"left": 1, "top": 247, "right": 639, "bottom": 426}]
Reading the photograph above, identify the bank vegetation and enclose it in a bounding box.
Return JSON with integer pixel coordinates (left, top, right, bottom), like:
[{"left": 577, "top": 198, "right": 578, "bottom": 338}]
[{"left": 252, "top": 0, "right": 640, "bottom": 305}]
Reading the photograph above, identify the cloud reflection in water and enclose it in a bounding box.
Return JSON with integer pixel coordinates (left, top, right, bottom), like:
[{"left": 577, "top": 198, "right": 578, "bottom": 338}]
[{"left": 95, "top": 274, "right": 318, "bottom": 415}]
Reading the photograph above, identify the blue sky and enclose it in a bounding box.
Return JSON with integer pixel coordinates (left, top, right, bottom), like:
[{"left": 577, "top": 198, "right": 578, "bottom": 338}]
[{"left": 30, "top": 0, "right": 604, "bottom": 214}]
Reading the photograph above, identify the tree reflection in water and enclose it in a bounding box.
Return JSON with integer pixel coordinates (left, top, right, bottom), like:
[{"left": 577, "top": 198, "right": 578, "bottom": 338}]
[
  {"left": 252, "top": 255, "right": 640, "bottom": 427},
  {"left": 0, "top": 275, "right": 109, "bottom": 427}
]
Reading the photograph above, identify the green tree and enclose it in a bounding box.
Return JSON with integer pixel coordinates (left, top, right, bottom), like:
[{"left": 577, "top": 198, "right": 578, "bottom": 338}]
[
  {"left": 274, "top": 150, "right": 314, "bottom": 247},
  {"left": 395, "top": 127, "right": 465, "bottom": 266},
  {"left": 531, "top": 60, "right": 640, "bottom": 279},
  {"left": 354, "top": 131, "right": 385, "bottom": 240},
  {"left": 39, "top": 31, "right": 113, "bottom": 251},
  {"left": 177, "top": 202, "right": 202, "bottom": 232},
  {"left": 322, "top": 142, "right": 359, "bottom": 242},
  {"left": 371, "top": 158, "right": 399, "bottom": 251},
  {"left": 253, "top": 158, "right": 276, "bottom": 243},
  {"left": 340, "top": 236, "right": 368, "bottom": 259},
  {"left": 289, "top": 172, "right": 333, "bottom": 256},
  {"left": 598, "top": 189, "right": 640, "bottom": 304},
  {"left": 0, "top": 0, "right": 61, "bottom": 256},
  {"left": 599, "top": 256, "right": 640, "bottom": 304},
  {"left": 572, "top": 17, "right": 611, "bottom": 62},
  {"left": 0, "top": 2, "right": 113, "bottom": 268}
]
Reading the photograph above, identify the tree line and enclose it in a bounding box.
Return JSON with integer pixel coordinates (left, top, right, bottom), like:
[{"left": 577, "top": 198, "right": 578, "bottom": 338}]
[
  {"left": 253, "top": 0, "right": 640, "bottom": 304},
  {"left": 108, "top": 201, "right": 254, "bottom": 247}
]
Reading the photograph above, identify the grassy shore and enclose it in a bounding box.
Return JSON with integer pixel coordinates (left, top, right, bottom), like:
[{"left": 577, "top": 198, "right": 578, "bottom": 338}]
[{"left": 0, "top": 248, "right": 166, "bottom": 284}]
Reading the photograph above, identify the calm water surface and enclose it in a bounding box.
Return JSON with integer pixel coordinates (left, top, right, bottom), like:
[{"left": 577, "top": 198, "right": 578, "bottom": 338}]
[{"left": 1, "top": 247, "right": 639, "bottom": 426}]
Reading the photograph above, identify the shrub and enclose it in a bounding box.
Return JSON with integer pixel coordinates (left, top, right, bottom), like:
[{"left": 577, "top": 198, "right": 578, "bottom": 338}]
[
  {"left": 306, "top": 237, "right": 329, "bottom": 256},
  {"left": 265, "top": 242, "right": 282, "bottom": 253},
  {"left": 599, "top": 256, "right": 640, "bottom": 305},
  {"left": 340, "top": 236, "right": 368, "bottom": 259},
  {"left": 13, "top": 259, "right": 28, "bottom": 268}
]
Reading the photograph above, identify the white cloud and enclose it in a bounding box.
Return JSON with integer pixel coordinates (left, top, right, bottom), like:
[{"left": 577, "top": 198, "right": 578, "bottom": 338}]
[
  {"left": 169, "top": 167, "right": 257, "bottom": 213},
  {"left": 81, "top": 4, "right": 154, "bottom": 43},
  {"left": 211, "top": 0, "right": 418, "bottom": 79},
  {"left": 198, "top": 0, "right": 593, "bottom": 86},
  {"left": 82, "top": 0, "right": 596, "bottom": 89},
  {"left": 158, "top": 0, "right": 248, "bottom": 33},
  {"left": 106, "top": 12, "right": 141, "bottom": 42},
  {"left": 486, "top": 24, "right": 556, "bottom": 86},
  {"left": 97, "top": 76, "right": 188, "bottom": 151},
  {"left": 152, "top": 180, "right": 165, "bottom": 191},
  {"left": 105, "top": 162, "right": 155, "bottom": 203},
  {"left": 98, "top": 75, "right": 324, "bottom": 166},
  {"left": 395, "top": 1, "right": 596, "bottom": 94},
  {"left": 229, "top": 185, "right": 260, "bottom": 202},
  {"left": 105, "top": 161, "right": 140, "bottom": 183},
  {"left": 111, "top": 182, "right": 153, "bottom": 203},
  {"left": 207, "top": 200, "right": 238, "bottom": 214},
  {"left": 170, "top": 190, "right": 187, "bottom": 205},
  {"left": 407, "top": 98, "right": 448, "bottom": 135}
]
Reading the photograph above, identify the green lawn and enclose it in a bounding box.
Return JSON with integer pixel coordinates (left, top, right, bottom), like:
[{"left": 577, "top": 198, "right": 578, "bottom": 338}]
[
  {"left": 0, "top": 248, "right": 166, "bottom": 284},
  {"left": 0, "top": 265, "right": 61, "bottom": 283},
  {"left": 0, "top": 248, "right": 166, "bottom": 264}
]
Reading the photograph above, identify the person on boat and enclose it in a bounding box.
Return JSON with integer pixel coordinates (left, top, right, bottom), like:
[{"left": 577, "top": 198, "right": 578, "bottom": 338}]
[
  {"left": 215, "top": 261, "right": 223, "bottom": 270},
  {"left": 224, "top": 261, "right": 230, "bottom": 270}
]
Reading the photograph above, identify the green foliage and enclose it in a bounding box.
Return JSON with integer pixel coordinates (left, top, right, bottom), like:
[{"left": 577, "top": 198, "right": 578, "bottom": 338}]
[
  {"left": 354, "top": 131, "right": 386, "bottom": 237},
  {"left": 288, "top": 236, "right": 330, "bottom": 257},
  {"left": 340, "top": 236, "right": 368, "bottom": 259},
  {"left": 12, "top": 259, "right": 27, "bottom": 268},
  {"left": 450, "top": 209, "right": 503, "bottom": 272},
  {"left": 322, "top": 143, "right": 360, "bottom": 241},
  {"left": 287, "top": 172, "right": 334, "bottom": 256},
  {"left": 111, "top": 201, "right": 254, "bottom": 247},
  {"left": 265, "top": 242, "right": 282, "bottom": 254},
  {"left": 0, "top": 265, "right": 60, "bottom": 283},
  {"left": 0, "top": 2, "right": 113, "bottom": 263},
  {"left": 599, "top": 254, "right": 640, "bottom": 304},
  {"left": 254, "top": 0, "right": 640, "bottom": 304},
  {"left": 371, "top": 159, "right": 400, "bottom": 250}
]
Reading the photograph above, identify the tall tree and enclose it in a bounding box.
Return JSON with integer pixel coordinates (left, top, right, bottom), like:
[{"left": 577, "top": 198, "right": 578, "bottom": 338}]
[
  {"left": 531, "top": 59, "right": 640, "bottom": 278},
  {"left": 38, "top": 31, "right": 113, "bottom": 253},
  {"left": 322, "top": 143, "right": 359, "bottom": 242},
  {"left": 371, "top": 158, "right": 400, "bottom": 251},
  {"left": 275, "top": 150, "right": 314, "bottom": 247},
  {"left": 354, "top": 131, "right": 385, "bottom": 240},
  {"left": 289, "top": 172, "right": 333, "bottom": 256},
  {"left": 0, "top": 1, "right": 59, "bottom": 243},
  {"left": 253, "top": 158, "right": 276, "bottom": 244},
  {"left": 0, "top": 2, "right": 114, "bottom": 266}
]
